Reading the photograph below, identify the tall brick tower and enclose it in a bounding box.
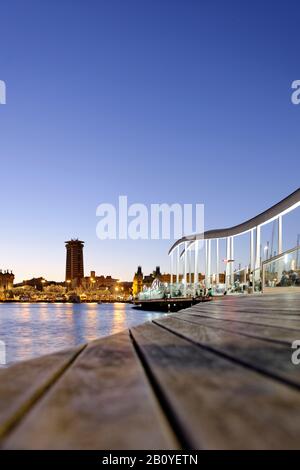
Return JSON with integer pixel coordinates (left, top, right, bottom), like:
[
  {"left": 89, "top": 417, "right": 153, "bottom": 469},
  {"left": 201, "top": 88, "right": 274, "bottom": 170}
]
[{"left": 65, "top": 239, "right": 84, "bottom": 287}]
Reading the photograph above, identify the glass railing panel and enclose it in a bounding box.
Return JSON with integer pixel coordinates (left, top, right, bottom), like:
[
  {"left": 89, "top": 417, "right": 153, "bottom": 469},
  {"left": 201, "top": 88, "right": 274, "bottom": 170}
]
[
  {"left": 252, "top": 267, "right": 262, "bottom": 292},
  {"left": 262, "top": 246, "right": 300, "bottom": 290}
]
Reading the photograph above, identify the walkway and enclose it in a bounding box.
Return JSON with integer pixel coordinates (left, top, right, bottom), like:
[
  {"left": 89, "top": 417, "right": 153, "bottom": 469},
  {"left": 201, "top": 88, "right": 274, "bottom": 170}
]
[{"left": 1, "top": 293, "right": 300, "bottom": 449}]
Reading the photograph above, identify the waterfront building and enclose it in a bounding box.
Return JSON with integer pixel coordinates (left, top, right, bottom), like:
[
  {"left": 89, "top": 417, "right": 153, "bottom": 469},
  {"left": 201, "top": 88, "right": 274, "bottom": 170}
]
[
  {"left": 132, "top": 266, "right": 143, "bottom": 296},
  {"left": 133, "top": 264, "right": 207, "bottom": 295},
  {"left": 65, "top": 239, "right": 84, "bottom": 288},
  {"left": 81, "top": 271, "right": 118, "bottom": 291},
  {"left": 160, "top": 272, "right": 184, "bottom": 283},
  {"left": 14, "top": 278, "right": 63, "bottom": 291},
  {"left": 118, "top": 281, "right": 133, "bottom": 297},
  {"left": 143, "top": 266, "right": 161, "bottom": 287},
  {"left": 0, "top": 270, "right": 14, "bottom": 292},
  {"left": 16, "top": 277, "right": 46, "bottom": 291}
]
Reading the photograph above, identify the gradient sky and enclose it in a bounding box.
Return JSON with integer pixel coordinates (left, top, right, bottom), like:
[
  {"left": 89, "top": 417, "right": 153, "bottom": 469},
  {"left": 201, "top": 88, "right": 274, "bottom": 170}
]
[{"left": 0, "top": 0, "right": 299, "bottom": 282}]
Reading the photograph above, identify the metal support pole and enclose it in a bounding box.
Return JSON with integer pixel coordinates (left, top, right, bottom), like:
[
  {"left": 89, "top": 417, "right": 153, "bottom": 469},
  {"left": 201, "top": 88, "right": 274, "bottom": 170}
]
[
  {"left": 176, "top": 246, "right": 179, "bottom": 284},
  {"left": 207, "top": 239, "right": 211, "bottom": 288},
  {"left": 226, "top": 237, "right": 230, "bottom": 289},
  {"left": 194, "top": 239, "right": 199, "bottom": 296},
  {"left": 254, "top": 225, "right": 261, "bottom": 288},
  {"left": 190, "top": 249, "right": 193, "bottom": 286},
  {"left": 255, "top": 226, "right": 261, "bottom": 270},
  {"left": 216, "top": 239, "right": 219, "bottom": 284},
  {"left": 277, "top": 215, "right": 283, "bottom": 281},
  {"left": 184, "top": 242, "right": 188, "bottom": 296},
  {"left": 205, "top": 240, "right": 207, "bottom": 287},
  {"left": 250, "top": 228, "right": 254, "bottom": 293},
  {"left": 297, "top": 234, "right": 300, "bottom": 269},
  {"left": 170, "top": 253, "right": 173, "bottom": 298},
  {"left": 230, "top": 236, "right": 234, "bottom": 286},
  {"left": 278, "top": 215, "right": 282, "bottom": 255},
  {"left": 188, "top": 248, "right": 191, "bottom": 285}
]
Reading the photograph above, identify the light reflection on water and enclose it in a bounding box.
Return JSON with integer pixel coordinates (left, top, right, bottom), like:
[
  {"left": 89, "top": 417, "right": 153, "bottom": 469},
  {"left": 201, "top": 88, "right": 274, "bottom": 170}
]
[{"left": 0, "top": 303, "right": 164, "bottom": 365}]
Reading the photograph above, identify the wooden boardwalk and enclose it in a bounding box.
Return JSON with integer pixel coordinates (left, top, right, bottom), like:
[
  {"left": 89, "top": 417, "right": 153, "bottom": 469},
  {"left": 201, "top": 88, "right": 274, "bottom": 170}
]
[{"left": 0, "top": 293, "right": 300, "bottom": 449}]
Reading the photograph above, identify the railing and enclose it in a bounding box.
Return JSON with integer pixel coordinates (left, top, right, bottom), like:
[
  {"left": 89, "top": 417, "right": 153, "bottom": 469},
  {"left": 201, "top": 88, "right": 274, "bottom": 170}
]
[
  {"left": 262, "top": 246, "right": 300, "bottom": 293},
  {"left": 168, "top": 188, "right": 300, "bottom": 296},
  {"left": 138, "top": 244, "right": 300, "bottom": 300}
]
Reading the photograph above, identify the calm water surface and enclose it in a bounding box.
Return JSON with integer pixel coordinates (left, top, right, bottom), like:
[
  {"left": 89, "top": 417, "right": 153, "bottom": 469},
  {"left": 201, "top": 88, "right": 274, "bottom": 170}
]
[{"left": 0, "top": 303, "right": 164, "bottom": 365}]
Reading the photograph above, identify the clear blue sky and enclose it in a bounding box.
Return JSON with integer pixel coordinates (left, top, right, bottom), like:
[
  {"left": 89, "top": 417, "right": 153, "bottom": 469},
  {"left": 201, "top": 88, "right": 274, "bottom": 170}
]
[{"left": 0, "top": 0, "right": 299, "bottom": 282}]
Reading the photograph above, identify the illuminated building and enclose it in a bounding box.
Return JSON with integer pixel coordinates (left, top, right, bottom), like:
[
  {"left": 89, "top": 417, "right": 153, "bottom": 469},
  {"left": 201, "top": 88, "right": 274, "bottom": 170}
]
[
  {"left": 132, "top": 266, "right": 143, "bottom": 296},
  {"left": 82, "top": 271, "right": 118, "bottom": 290},
  {"left": 65, "top": 239, "right": 84, "bottom": 287},
  {"left": 0, "top": 270, "right": 14, "bottom": 292}
]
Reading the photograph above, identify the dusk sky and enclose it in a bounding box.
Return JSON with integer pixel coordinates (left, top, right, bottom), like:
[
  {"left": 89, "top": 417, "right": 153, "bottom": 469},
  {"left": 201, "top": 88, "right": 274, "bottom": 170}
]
[{"left": 0, "top": 0, "right": 299, "bottom": 282}]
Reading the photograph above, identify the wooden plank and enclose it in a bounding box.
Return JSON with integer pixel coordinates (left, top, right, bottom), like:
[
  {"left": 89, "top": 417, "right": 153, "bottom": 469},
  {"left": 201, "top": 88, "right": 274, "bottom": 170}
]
[
  {"left": 189, "top": 303, "right": 300, "bottom": 317},
  {"left": 195, "top": 293, "right": 300, "bottom": 324},
  {"left": 189, "top": 308, "right": 300, "bottom": 322},
  {"left": 202, "top": 297, "right": 300, "bottom": 311},
  {"left": 0, "top": 345, "right": 85, "bottom": 440},
  {"left": 173, "top": 312, "right": 298, "bottom": 345},
  {"left": 154, "top": 316, "right": 300, "bottom": 389},
  {"left": 192, "top": 306, "right": 300, "bottom": 316},
  {"left": 182, "top": 310, "right": 300, "bottom": 330},
  {"left": 213, "top": 305, "right": 300, "bottom": 313},
  {"left": 213, "top": 293, "right": 300, "bottom": 302},
  {"left": 131, "top": 322, "right": 300, "bottom": 449},
  {"left": 2, "top": 331, "right": 178, "bottom": 450}
]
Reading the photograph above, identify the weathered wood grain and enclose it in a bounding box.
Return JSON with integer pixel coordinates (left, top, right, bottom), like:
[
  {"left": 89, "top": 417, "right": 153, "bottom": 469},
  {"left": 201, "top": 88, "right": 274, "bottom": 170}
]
[
  {"left": 191, "top": 308, "right": 300, "bottom": 318},
  {"left": 154, "top": 316, "right": 300, "bottom": 388},
  {"left": 199, "top": 295, "right": 300, "bottom": 312},
  {"left": 0, "top": 345, "right": 85, "bottom": 440},
  {"left": 188, "top": 301, "right": 300, "bottom": 316},
  {"left": 131, "top": 322, "right": 300, "bottom": 449},
  {"left": 2, "top": 331, "right": 178, "bottom": 450},
  {"left": 183, "top": 309, "right": 300, "bottom": 330},
  {"left": 173, "top": 312, "right": 300, "bottom": 345}
]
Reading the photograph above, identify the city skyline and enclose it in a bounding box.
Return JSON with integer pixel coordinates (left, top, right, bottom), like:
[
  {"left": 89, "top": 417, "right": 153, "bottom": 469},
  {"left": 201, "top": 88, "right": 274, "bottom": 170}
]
[
  {"left": 1, "top": 0, "right": 300, "bottom": 282},
  {"left": 4, "top": 192, "right": 300, "bottom": 284}
]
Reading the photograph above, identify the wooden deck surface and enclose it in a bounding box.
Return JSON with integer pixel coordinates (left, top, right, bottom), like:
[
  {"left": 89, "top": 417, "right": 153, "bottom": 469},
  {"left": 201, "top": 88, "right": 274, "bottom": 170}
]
[{"left": 1, "top": 293, "right": 300, "bottom": 449}]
